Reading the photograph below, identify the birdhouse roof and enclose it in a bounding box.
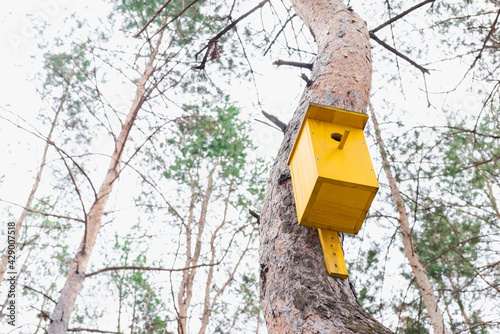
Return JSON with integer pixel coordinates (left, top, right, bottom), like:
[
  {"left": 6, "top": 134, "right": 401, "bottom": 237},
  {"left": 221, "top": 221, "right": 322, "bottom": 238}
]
[{"left": 287, "top": 103, "right": 369, "bottom": 165}]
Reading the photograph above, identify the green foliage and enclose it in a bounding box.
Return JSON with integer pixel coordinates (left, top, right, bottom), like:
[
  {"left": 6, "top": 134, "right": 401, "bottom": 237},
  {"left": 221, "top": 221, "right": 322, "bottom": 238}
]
[
  {"left": 164, "top": 102, "right": 258, "bottom": 184},
  {"left": 110, "top": 236, "right": 172, "bottom": 333},
  {"left": 377, "top": 107, "right": 500, "bottom": 333},
  {"left": 43, "top": 43, "right": 92, "bottom": 88}
]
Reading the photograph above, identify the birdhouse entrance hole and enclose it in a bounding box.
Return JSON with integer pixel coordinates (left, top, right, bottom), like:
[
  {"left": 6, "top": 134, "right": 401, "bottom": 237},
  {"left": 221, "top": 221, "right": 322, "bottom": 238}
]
[{"left": 331, "top": 133, "right": 342, "bottom": 142}]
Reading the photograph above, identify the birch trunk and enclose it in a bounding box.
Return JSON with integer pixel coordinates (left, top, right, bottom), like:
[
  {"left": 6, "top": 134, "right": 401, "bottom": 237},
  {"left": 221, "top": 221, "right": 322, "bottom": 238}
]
[
  {"left": 0, "top": 90, "right": 65, "bottom": 284},
  {"left": 259, "top": 1, "right": 392, "bottom": 332},
  {"left": 369, "top": 104, "right": 449, "bottom": 334},
  {"left": 177, "top": 163, "right": 217, "bottom": 334},
  {"left": 47, "top": 35, "right": 163, "bottom": 334}
]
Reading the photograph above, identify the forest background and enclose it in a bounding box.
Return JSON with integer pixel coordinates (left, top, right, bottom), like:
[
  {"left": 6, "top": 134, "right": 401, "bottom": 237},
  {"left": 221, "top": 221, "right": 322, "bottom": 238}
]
[{"left": 0, "top": 0, "right": 498, "bottom": 333}]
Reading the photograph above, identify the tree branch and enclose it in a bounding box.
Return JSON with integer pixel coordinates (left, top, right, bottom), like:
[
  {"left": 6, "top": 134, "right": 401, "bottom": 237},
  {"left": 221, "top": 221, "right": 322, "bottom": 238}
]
[
  {"left": 370, "top": 0, "right": 436, "bottom": 34},
  {"left": 263, "top": 14, "right": 297, "bottom": 56},
  {"left": 249, "top": 209, "right": 260, "bottom": 224},
  {"left": 369, "top": 31, "right": 430, "bottom": 74},
  {"left": 194, "top": 0, "right": 270, "bottom": 70},
  {"left": 300, "top": 73, "right": 313, "bottom": 86},
  {"left": 422, "top": 235, "right": 485, "bottom": 267},
  {"left": 272, "top": 59, "right": 313, "bottom": 70},
  {"left": 253, "top": 118, "right": 282, "bottom": 132},
  {"left": 135, "top": 0, "right": 173, "bottom": 38},
  {"left": 468, "top": 10, "right": 500, "bottom": 72},
  {"left": 0, "top": 200, "right": 84, "bottom": 223},
  {"left": 85, "top": 262, "right": 223, "bottom": 278},
  {"left": 68, "top": 329, "right": 121, "bottom": 334},
  {"left": 154, "top": 0, "right": 202, "bottom": 38},
  {"left": 23, "top": 285, "right": 57, "bottom": 304},
  {"left": 261, "top": 110, "right": 287, "bottom": 133}
]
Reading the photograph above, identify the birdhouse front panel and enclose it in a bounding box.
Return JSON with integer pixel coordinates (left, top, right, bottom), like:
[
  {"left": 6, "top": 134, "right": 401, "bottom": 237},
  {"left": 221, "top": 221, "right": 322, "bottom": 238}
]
[{"left": 287, "top": 103, "right": 379, "bottom": 234}]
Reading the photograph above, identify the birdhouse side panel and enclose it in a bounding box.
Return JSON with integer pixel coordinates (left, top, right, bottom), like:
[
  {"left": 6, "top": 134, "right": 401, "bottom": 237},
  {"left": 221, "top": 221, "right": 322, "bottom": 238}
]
[{"left": 289, "top": 121, "right": 319, "bottom": 223}]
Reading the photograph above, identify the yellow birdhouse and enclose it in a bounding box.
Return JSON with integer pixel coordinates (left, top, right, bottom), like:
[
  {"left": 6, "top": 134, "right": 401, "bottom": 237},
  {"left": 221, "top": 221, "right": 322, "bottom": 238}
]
[{"left": 287, "top": 103, "right": 379, "bottom": 279}]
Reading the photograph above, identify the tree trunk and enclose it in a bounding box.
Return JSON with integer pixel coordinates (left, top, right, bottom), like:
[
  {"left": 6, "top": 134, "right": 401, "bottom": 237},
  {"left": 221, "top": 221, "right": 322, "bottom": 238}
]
[
  {"left": 47, "top": 33, "right": 163, "bottom": 334},
  {"left": 259, "top": 1, "right": 392, "bottom": 333},
  {"left": 0, "top": 90, "right": 65, "bottom": 284},
  {"left": 369, "top": 104, "right": 449, "bottom": 334}
]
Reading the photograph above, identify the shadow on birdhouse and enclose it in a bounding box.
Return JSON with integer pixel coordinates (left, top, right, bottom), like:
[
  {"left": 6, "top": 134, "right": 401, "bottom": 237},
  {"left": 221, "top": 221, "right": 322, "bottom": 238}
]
[{"left": 287, "top": 103, "right": 379, "bottom": 279}]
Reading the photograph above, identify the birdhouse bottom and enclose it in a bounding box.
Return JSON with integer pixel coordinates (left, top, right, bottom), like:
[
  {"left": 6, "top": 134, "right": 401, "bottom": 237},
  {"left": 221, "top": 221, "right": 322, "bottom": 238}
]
[{"left": 296, "top": 178, "right": 377, "bottom": 234}]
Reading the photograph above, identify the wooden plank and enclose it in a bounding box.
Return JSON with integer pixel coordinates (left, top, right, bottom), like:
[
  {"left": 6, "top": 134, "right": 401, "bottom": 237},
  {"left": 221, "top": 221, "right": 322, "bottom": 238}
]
[
  {"left": 287, "top": 103, "right": 368, "bottom": 165},
  {"left": 308, "top": 103, "right": 368, "bottom": 129},
  {"left": 317, "top": 228, "right": 348, "bottom": 279},
  {"left": 289, "top": 121, "right": 318, "bottom": 222},
  {"left": 309, "top": 119, "right": 379, "bottom": 189}
]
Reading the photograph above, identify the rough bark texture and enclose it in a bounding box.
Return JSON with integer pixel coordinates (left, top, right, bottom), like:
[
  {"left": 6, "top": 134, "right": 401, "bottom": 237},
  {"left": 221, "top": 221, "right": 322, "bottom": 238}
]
[
  {"left": 259, "top": 1, "right": 392, "bottom": 333},
  {"left": 370, "top": 105, "right": 449, "bottom": 334}
]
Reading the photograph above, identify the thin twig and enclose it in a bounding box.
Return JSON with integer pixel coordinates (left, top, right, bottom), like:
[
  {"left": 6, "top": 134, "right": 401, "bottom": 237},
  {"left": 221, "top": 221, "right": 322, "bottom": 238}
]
[
  {"left": 370, "top": 0, "right": 435, "bottom": 34},
  {"left": 67, "top": 329, "right": 121, "bottom": 334},
  {"left": 194, "top": 0, "right": 270, "bottom": 70},
  {"left": 23, "top": 285, "right": 57, "bottom": 304},
  {"left": 135, "top": 0, "right": 173, "bottom": 38},
  {"left": 254, "top": 118, "right": 282, "bottom": 132},
  {"left": 263, "top": 14, "right": 296, "bottom": 56},
  {"left": 0, "top": 200, "right": 84, "bottom": 223},
  {"left": 467, "top": 10, "right": 500, "bottom": 74},
  {"left": 369, "top": 32, "right": 430, "bottom": 74},
  {"left": 85, "top": 263, "right": 223, "bottom": 278},
  {"left": 154, "top": 0, "right": 202, "bottom": 38},
  {"left": 272, "top": 59, "right": 312, "bottom": 70},
  {"left": 422, "top": 235, "right": 485, "bottom": 267}
]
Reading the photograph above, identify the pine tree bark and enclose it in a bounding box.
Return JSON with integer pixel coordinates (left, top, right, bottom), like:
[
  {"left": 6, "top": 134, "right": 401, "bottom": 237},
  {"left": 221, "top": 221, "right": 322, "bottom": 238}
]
[{"left": 259, "top": 1, "right": 392, "bottom": 333}]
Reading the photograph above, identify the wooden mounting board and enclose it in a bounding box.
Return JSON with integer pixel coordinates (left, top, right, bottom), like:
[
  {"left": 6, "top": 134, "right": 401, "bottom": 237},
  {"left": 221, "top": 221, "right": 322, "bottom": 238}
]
[{"left": 317, "top": 228, "right": 348, "bottom": 279}]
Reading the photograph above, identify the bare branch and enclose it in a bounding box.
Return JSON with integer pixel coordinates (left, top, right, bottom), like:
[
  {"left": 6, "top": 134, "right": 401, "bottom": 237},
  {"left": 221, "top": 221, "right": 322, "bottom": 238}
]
[
  {"left": 23, "top": 285, "right": 57, "bottom": 304},
  {"left": 468, "top": 10, "right": 500, "bottom": 72},
  {"left": 135, "top": 0, "right": 173, "bottom": 38},
  {"left": 68, "top": 329, "right": 121, "bottom": 334},
  {"left": 85, "top": 263, "right": 223, "bottom": 278},
  {"left": 50, "top": 144, "right": 98, "bottom": 201},
  {"left": 249, "top": 209, "right": 260, "bottom": 224},
  {"left": 272, "top": 59, "right": 312, "bottom": 70},
  {"left": 261, "top": 110, "right": 287, "bottom": 133},
  {"left": 154, "top": 0, "right": 202, "bottom": 38},
  {"left": 194, "top": 0, "right": 270, "bottom": 70},
  {"left": 263, "top": 14, "right": 297, "bottom": 56},
  {"left": 422, "top": 235, "right": 485, "bottom": 267},
  {"left": 300, "top": 73, "right": 313, "bottom": 86},
  {"left": 369, "top": 31, "right": 430, "bottom": 74},
  {"left": 53, "top": 146, "right": 88, "bottom": 247},
  {"left": 370, "top": 0, "right": 436, "bottom": 34},
  {"left": 253, "top": 118, "right": 282, "bottom": 132},
  {"left": 0, "top": 200, "right": 84, "bottom": 223}
]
